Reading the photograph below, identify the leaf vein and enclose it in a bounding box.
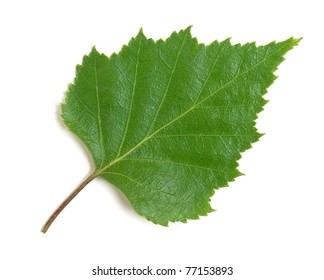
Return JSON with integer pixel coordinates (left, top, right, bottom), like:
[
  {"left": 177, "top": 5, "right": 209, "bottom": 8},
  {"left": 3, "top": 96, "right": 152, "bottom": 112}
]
[
  {"left": 93, "top": 52, "right": 105, "bottom": 168},
  {"left": 114, "top": 35, "right": 142, "bottom": 159},
  {"left": 193, "top": 40, "right": 228, "bottom": 104},
  {"left": 106, "top": 171, "right": 175, "bottom": 197},
  {"left": 145, "top": 32, "right": 188, "bottom": 136},
  {"left": 121, "top": 157, "right": 232, "bottom": 175},
  {"left": 74, "top": 94, "right": 98, "bottom": 119}
]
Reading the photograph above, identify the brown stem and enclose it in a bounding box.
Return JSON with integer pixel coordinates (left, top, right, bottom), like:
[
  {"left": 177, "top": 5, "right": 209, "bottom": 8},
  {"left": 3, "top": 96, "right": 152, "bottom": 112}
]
[{"left": 42, "top": 172, "right": 97, "bottom": 233}]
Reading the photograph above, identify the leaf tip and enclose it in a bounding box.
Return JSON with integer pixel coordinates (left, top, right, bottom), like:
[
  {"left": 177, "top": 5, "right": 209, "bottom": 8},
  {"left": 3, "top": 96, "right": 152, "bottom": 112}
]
[
  {"left": 284, "top": 37, "right": 302, "bottom": 49},
  {"left": 293, "top": 37, "right": 303, "bottom": 45}
]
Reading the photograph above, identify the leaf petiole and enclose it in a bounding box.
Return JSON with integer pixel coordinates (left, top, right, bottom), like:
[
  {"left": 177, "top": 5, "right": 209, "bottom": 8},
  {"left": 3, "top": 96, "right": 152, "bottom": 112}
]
[{"left": 41, "top": 172, "right": 98, "bottom": 233}]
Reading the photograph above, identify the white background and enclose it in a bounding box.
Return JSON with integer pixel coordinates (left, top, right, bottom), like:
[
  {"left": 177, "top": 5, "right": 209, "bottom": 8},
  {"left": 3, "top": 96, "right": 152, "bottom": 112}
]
[{"left": 0, "top": 0, "right": 323, "bottom": 279}]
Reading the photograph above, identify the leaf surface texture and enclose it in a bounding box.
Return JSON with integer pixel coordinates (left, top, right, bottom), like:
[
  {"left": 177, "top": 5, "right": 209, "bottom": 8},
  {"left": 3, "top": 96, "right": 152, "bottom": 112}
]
[{"left": 62, "top": 28, "right": 300, "bottom": 225}]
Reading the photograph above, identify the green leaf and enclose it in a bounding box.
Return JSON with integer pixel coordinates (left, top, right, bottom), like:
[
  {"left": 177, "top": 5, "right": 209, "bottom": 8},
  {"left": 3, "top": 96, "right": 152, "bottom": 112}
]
[{"left": 42, "top": 27, "right": 300, "bottom": 232}]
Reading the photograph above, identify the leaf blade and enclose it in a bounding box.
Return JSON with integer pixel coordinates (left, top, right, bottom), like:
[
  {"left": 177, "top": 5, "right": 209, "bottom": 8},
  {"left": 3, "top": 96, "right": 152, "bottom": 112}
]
[{"left": 61, "top": 29, "right": 300, "bottom": 225}]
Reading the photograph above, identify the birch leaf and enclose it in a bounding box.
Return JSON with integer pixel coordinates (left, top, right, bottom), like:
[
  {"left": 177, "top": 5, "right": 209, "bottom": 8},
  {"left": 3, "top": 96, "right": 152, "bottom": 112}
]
[{"left": 42, "top": 28, "right": 300, "bottom": 232}]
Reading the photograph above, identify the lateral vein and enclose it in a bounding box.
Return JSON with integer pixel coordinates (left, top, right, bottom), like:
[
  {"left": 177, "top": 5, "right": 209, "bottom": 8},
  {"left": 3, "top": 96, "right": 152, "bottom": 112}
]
[
  {"left": 93, "top": 52, "right": 105, "bottom": 168},
  {"left": 114, "top": 35, "right": 142, "bottom": 160}
]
